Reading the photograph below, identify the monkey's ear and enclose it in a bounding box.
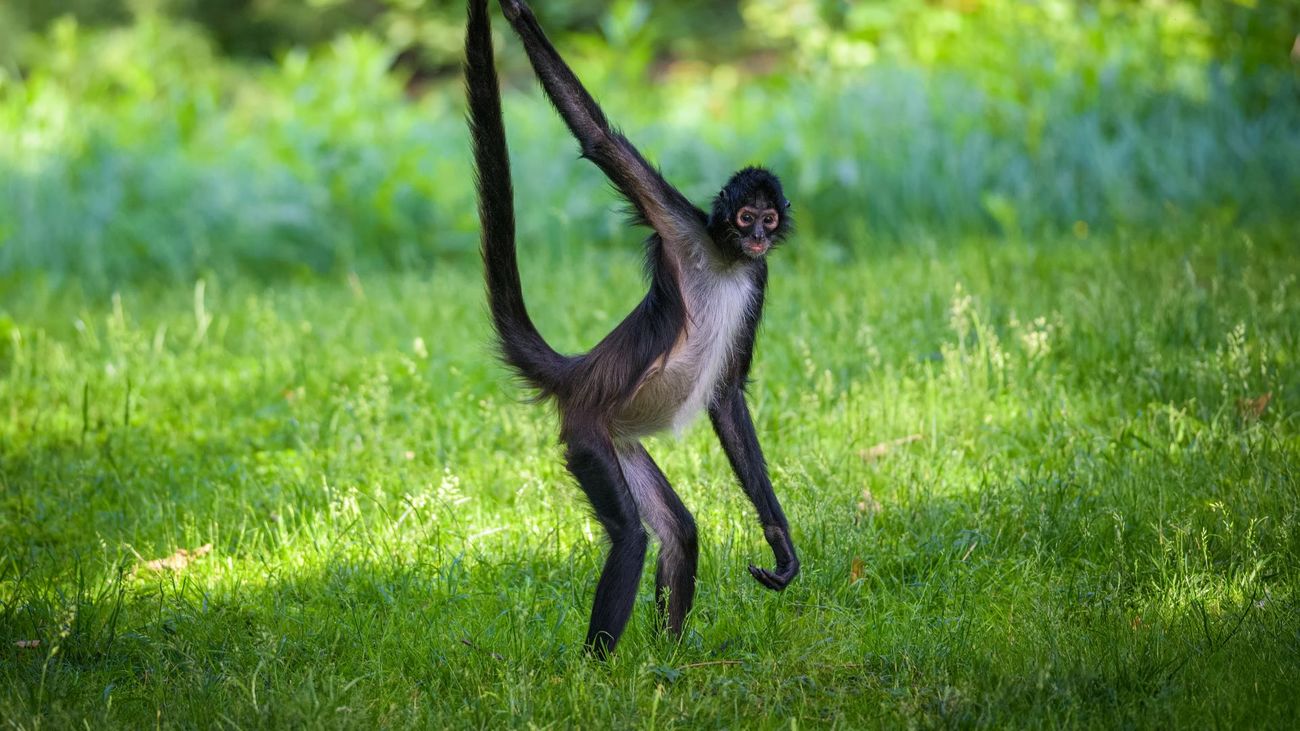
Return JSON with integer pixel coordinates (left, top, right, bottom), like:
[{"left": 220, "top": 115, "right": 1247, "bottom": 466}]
[
  {"left": 781, "top": 197, "right": 791, "bottom": 210},
  {"left": 717, "top": 188, "right": 733, "bottom": 209}
]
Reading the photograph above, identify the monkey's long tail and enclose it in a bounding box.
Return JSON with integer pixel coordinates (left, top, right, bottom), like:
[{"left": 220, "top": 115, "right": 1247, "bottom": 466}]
[{"left": 465, "top": 0, "right": 569, "bottom": 397}]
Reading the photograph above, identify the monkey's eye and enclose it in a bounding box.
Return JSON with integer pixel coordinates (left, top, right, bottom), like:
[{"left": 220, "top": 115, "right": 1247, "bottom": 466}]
[
  {"left": 763, "top": 214, "right": 777, "bottom": 228},
  {"left": 738, "top": 212, "right": 755, "bottom": 226}
]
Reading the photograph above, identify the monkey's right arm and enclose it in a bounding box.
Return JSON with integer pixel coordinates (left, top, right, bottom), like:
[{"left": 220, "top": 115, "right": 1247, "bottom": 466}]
[{"left": 497, "top": 0, "right": 706, "bottom": 246}]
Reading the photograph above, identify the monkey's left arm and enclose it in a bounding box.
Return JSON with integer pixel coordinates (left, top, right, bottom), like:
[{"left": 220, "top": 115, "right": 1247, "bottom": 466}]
[
  {"left": 709, "top": 385, "right": 801, "bottom": 591},
  {"left": 497, "top": 0, "right": 707, "bottom": 250}
]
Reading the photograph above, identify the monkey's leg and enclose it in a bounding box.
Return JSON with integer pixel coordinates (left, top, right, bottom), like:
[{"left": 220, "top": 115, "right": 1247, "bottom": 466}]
[
  {"left": 708, "top": 385, "right": 800, "bottom": 591},
  {"left": 564, "top": 428, "right": 648, "bottom": 658},
  {"left": 616, "top": 442, "right": 698, "bottom": 638}
]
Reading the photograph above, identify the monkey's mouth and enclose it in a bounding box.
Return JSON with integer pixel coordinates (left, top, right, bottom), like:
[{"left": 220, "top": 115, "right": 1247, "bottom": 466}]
[{"left": 743, "top": 240, "right": 770, "bottom": 257}]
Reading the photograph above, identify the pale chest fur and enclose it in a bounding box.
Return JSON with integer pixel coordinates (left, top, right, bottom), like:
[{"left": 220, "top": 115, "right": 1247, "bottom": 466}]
[{"left": 615, "top": 264, "right": 756, "bottom": 438}]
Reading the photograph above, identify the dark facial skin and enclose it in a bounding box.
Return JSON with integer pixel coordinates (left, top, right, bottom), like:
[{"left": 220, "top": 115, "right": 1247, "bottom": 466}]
[
  {"left": 708, "top": 167, "right": 792, "bottom": 262},
  {"left": 735, "top": 203, "right": 781, "bottom": 258}
]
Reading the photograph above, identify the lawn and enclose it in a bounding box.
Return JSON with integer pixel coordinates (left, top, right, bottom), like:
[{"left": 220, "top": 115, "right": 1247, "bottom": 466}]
[{"left": 2, "top": 224, "right": 1296, "bottom": 727}]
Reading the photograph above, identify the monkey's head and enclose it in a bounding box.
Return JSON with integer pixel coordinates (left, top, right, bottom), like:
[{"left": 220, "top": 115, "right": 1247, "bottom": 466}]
[{"left": 708, "top": 166, "right": 792, "bottom": 260}]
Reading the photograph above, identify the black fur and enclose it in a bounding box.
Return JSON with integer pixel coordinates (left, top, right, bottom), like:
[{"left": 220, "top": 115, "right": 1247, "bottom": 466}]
[
  {"left": 465, "top": 0, "right": 800, "bottom": 658},
  {"left": 464, "top": 0, "right": 571, "bottom": 396}
]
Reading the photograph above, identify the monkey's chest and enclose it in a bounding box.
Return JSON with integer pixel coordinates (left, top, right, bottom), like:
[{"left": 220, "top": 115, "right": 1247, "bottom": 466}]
[{"left": 616, "top": 272, "right": 755, "bottom": 437}]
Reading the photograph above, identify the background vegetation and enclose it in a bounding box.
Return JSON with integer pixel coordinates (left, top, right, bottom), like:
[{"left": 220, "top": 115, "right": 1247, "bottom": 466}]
[
  {"left": 1, "top": 0, "right": 1298, "bottom": 727},
  {"left": 2, "top": 0, "right": 1297, "bottom": 288}
]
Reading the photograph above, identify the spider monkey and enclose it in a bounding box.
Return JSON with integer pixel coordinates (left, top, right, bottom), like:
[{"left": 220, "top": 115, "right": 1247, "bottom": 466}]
[{"left": 465, "top": 0, "right": 799, "bottom": 658}]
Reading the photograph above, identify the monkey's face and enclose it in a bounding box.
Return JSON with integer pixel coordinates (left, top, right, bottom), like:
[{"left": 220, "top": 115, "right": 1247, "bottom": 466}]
[
  {"left": 734, "top": 201, "right": 783, "bottom": 258},
  {"left": 709, "top": 167, "right": 792, "bottom": 261}
]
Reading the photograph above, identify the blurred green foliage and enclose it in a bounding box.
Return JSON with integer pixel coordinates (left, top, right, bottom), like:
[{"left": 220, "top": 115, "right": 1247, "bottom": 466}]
[{"left": 0, "top": 0, "right": 1297, "bottom": 289}]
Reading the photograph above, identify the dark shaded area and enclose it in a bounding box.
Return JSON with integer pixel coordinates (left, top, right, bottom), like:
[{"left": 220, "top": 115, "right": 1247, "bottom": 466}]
[
  {"left": 6, "top": 1, "right": 1297, "bottom": 73},
  {"left": 6, "top": 0, "right": 752, "bottom": 67}
]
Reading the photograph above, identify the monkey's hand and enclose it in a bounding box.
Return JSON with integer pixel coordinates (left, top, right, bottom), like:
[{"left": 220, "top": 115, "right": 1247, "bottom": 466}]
[
  {"left": 498, "top": 0, "right": 530, "bottom": 21},
  {"left": 748, "top": 525, "right": 800, "bottom": 591}
]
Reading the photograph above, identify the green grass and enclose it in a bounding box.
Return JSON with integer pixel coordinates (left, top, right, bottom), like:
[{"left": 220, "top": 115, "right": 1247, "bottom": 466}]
[{"left": 2, "top": 225, "right": 1297, "bottom": 727}]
